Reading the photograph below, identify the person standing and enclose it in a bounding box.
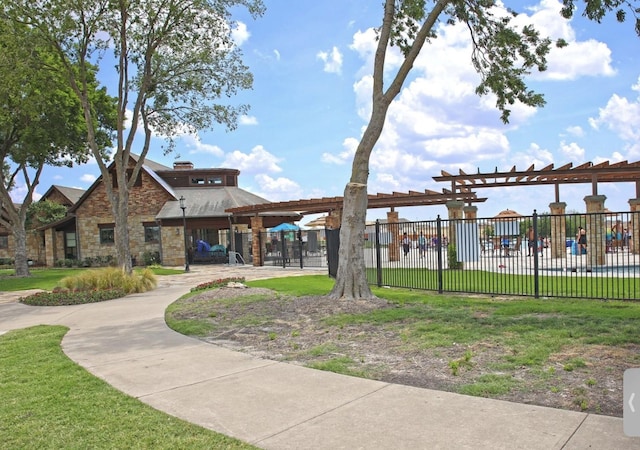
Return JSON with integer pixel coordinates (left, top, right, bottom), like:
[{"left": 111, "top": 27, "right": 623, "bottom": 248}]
[
  {"left": 527, "top": 226, "right": 535, "bottom": 256},
  {"left": 613, "top": 220, "right": 624, "bottom": 251},
  {"left": 402, "top": 232, "right": 411, "bottom": 257},
  {"left": 418, "top": 232, "right": 426, "bottom": 258},
  {"left": 577, "top": 226, "right": 587, "bottom": 254},
  {"left": 501, "top": 236, "right": 510, "bottom": 257}
]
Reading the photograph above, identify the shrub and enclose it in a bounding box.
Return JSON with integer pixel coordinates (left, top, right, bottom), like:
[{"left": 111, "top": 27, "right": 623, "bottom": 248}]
[
  {"left": 191, "top": 277, "right": 245, "bottom": 292},
  {"left": 59, "top": 267, "right": 157, "bottom": 294},
  {"left": 142, "top": 251, "right": 161, "bottom": 266},
  {"left": 20, "top": 288, "right": 126, "bottom": 306},
  {"left": 447, "top": 245, "right": 463, "bottom": 269}
]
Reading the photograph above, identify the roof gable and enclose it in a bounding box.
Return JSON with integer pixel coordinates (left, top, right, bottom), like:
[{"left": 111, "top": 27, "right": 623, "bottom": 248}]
[
  {"left": 68, "top": 154, "right": 174, "bottom": 213},
  {"left": 41, "top": 185, "right": 86, "bottom": 206}
]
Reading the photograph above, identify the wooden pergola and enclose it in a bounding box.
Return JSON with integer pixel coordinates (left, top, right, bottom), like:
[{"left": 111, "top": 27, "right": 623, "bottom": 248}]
[
  {"left": 433, "top": 160, "right": 640, "bottom": 263},
  {"left": 227, "top": 188, "right": 486, "bottom": 266},
  {"left": 226, "top": 188, "right": 486, "bottom": 217},
  {"left": 433, "top": 160, "right": 640, "bottom": 203}
]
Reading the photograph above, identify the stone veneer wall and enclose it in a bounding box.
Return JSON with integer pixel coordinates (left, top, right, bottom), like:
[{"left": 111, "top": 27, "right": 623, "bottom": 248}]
[
  {"left": 44, "top": 228, "right": 60, "bottom": 266},
  {"left": 74, "top": 170, "right": 172, "bottom": 264},
  {"left": 26, "top": 231, "right": 45, "bottom": 264},
  {"left": 0, "top": 228, "right": 44, "bottom": 264},
  {"left": 0, "top": 228, "right": 14, "bottom": 260},
  {"left": 161, "top": 224, "right": 186, "bottom": 266}
]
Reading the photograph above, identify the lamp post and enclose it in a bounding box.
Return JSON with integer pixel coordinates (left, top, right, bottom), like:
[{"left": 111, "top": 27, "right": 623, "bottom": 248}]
[{"left": 179, "top": 196, "right": 190, "bottom": 272}]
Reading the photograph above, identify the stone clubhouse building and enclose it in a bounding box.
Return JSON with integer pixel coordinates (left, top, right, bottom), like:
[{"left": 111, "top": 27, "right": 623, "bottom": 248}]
[{"left": 0, "top": 155, "right": 299, "bottom": 267}]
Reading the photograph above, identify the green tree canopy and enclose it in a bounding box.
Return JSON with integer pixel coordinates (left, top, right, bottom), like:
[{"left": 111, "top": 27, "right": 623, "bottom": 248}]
[
  {"left": 2, "top": 0, "right": 265, "bottom": 272},
  {"left": 0, "top": 18, "right": 116, "bottom": 276}
]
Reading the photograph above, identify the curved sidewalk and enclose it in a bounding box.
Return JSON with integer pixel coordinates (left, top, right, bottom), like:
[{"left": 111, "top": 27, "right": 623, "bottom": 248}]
[{"left": 0, "top": 265, "right": 635, "bottom": 449}]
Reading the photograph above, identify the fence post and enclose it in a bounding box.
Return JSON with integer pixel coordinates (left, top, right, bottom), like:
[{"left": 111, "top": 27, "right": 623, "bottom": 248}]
[
  {"left": 437, "top": 215, "right": 443, "bottom": 294},
  {"left": 533, "top": 210, "right": 540, "bottom": 298},
  {"left": 280, "top": 230, "right": 286, "bottom": 268},
  {"left": 258, "top": 231, "right": 263, "bottom": 266},
  {"left": 298, "top": 230, "right": 304, "bottom": 269},
  {"left": 375, "top": 220, "right": 382, "bottom": 287}
]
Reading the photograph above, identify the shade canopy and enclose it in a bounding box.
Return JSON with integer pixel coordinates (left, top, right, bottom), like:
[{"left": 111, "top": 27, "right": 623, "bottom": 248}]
[
  {"left": 494, "top": 209, "right": 522, "bottom": 218},
  {"left": 304, "top": 215, "right": 328, "bottom": 229},
  {"left": 271, "top": 222, "right": 300, "bottom": 232}
]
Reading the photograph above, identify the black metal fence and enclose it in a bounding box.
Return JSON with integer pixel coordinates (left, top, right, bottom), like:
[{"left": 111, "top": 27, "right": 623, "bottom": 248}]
[
  {"left": 329, "top": 211, "right": 640, "bottom": 301},
  {"left": 260, "top": 229, "right": 327, "bottom": 268}
]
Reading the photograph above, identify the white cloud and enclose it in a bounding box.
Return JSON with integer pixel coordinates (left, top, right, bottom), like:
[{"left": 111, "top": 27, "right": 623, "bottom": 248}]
[
  {"left": 81, "top": 174, "right": 97, "bottom": 184},
  {"left": 350, "top": 28, "right": 404, "bottom": 77},
  {"left": 9, "top": 183, "right": 40, "bottom": 203},
  {"left": 565, "top": 126, "right": 584, "bottom": 137},
  {"left": 182, "top": 134, "right": 224, "bottom": 157},
  {"left": 509, "top": 143, "right": 555, "bottom": 169},
  {"left": 370, "top": 172, "right": 403, "bottom": 194},
  {"left": 544, "top": 40, "right": 615, "bottom": 80},
  {"left": 239, "top": 115, "right": 258, "bottom": 126},
  {"left": 222, "top": 145, "right": 282, "bottom": 174},
  {"left": 609, "top": 152, "right": 625, "bottom": 163},
  {"left": 331, "top": 0, "right": 619, "bottom": 200},
  {"left": 589, "top": 93, "right": 640, "bottom": 142},
  {"left": 321, "top": 137, "right": 358, "bottom": 165},
  {"left": 516, "top": 0, "right": 615, "bottom": 80},
  {"left": 559, "top": 141, "right": 586, "bottom": 162},
  {"left": 232, "top": 22, "right": 250, "bottom": 46},
  {"left": 253, "top": 174, "right": 302, "bottom": 201},
  {"left": 317, "top": 46, "right": 343, "bottom": 74},
  {"left": 273, "top": 49, "right": 281, "bottom": 61},
  {"left": 586, "top": 77, "right": 640, "bottom": 160}
]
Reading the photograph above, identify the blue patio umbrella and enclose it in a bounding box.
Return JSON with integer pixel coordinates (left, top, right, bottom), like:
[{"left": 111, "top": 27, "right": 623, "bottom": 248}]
[{"left": 270, "top": 223, "right": 299, "bottom": 232}]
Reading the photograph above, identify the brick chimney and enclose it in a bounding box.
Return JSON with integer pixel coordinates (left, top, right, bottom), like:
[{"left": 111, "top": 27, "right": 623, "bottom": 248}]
[{"left": 173, "top": 161, "right": 194, "bottom": 170}]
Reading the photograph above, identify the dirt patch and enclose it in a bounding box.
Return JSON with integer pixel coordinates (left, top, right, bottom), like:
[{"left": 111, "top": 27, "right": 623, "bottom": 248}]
[{"left": 179, "top": 286, "right": 637, "bottom": 417}]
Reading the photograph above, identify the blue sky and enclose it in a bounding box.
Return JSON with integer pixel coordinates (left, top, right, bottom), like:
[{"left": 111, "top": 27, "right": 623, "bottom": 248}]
[{"left": 20, "top": 0, "right": 640, "bottom": 224}]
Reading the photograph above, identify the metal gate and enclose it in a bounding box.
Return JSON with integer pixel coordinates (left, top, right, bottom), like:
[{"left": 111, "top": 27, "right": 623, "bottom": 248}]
[{"left": 260, "top": 229, "right": 327, "bottom": 268}]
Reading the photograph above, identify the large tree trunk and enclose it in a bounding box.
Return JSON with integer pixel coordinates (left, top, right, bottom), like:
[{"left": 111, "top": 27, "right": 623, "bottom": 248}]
[
  {"left": 328, "top": 103, "right": 390, "bottom": 301},
  {"left": 13, "top": 225, "right": 30, "bottom": 277},
  {"left": 113, "top": 189, "right": 132, "bottom": 274},
  {"left": 327, "top": 182, "right": 372, "bottom": 300},
  {"left": 327, "top": 0, "right": 444, "bottom": 300}
]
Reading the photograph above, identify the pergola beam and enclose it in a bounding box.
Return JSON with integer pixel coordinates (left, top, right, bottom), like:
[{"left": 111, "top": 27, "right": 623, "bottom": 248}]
[{"left": 226, "top": 190, "right": 486, "bottom": 216}]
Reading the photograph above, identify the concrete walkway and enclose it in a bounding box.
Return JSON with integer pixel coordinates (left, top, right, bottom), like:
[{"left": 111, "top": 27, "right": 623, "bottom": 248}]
[{"left": 0, "top": 265, "right": 635, "bottom": 449}]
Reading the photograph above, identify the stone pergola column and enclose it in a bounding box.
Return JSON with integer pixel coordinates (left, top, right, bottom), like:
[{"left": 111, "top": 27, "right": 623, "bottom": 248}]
[
  {"left": 387, "top": 209, "right": 400, "bottom": 262},
  {"left": 446, "top": 200, "right": 465, "bottom": 247},
  {"left": 325, "top": 209, "right": 342, "bottom": 229},
  {"left": 584, "top": 195, "right": 606, "bottom": 266},
  {"left": 250, "top": 215, "right": 264, "bottom": 267},
  {"left": 629, "top": 199, "right": 640, "bottom": 255},
  {"left": 463, "top": 205, "right": 478, "bottom": 220},
  {"left": 548, "top": 202, "right": 567, "bottom": 259}
]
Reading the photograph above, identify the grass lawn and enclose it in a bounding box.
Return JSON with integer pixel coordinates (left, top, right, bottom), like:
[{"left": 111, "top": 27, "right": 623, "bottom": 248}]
[
  {"left": 0, "top": 326, "right": 256, "bottom": 449},
  {"left": 366, "top": 267, "right": 640, "bottom": 300},
  {"left": 0, "top": 267, "right": 183, "bottom": 292},
  {"left": 167, "top": 274, "right": 640, "bottom": 416}
]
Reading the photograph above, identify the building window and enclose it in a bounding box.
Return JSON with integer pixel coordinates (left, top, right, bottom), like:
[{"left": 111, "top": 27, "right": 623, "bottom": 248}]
[
  {"left": 65, "top": 232, "right": 77, "bottom": 259},
  {"left": 99, "top": 227, "right": 115, "bottom": 244},
  {"left": 208, "top": 176, "right": 223, "bottom": 185},
  {"left": 66, "top": 232, "right": 77, "bottom": 249},
  {"left": 191, "top": 177, "right": 205, "bottom": 185},
  {"left": 144, "top": 225, "right": 160, "bottom": 243},
  {"left": 0, "top": 235, "right": 7, "bottom": 249}
]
